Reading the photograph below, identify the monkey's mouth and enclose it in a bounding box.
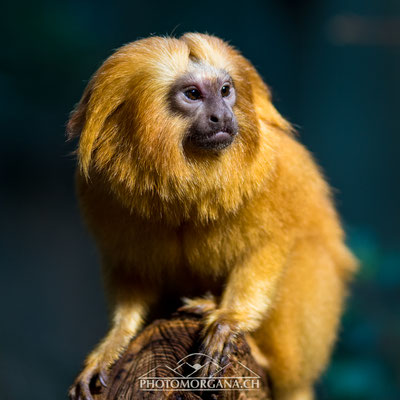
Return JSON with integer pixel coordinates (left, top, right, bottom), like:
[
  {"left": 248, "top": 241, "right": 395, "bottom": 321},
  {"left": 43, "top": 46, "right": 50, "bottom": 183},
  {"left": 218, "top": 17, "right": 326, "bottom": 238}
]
[{"left": 186, "top": 130, "right": 237, "bottom": 151}]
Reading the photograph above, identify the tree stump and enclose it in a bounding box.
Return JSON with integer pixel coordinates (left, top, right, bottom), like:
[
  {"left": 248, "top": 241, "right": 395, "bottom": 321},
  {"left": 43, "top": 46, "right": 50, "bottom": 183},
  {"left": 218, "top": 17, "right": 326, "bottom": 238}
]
[{"left": 92, "top": 311, "right": 271, "bottom": 399}]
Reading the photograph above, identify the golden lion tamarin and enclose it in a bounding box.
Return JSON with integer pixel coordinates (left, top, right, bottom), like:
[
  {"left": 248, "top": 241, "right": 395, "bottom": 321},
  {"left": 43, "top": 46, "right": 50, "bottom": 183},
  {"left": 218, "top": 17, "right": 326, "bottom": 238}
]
[{"left": 67, "top": 33, "right": 357, "bottom": 400}]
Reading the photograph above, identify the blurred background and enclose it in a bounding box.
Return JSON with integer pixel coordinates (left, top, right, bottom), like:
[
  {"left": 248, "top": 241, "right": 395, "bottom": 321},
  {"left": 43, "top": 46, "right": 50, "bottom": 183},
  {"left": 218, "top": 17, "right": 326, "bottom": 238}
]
[{"left": 1, "top": 0, "right": 399, "bottom": 399}]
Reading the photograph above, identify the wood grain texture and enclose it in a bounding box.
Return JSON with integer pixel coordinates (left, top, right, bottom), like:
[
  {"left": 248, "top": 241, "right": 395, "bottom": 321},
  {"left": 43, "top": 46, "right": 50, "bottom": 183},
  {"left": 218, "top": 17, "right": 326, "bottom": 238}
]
[{"left": 92, "top": 311, "right": 271, "bottom": 399}]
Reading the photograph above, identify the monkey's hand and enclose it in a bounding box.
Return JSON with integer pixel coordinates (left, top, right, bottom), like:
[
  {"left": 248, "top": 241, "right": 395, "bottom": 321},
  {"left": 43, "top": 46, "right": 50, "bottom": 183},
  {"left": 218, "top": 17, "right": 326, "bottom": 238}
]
[
  {"left": 195, "top": 310, "right": 241, "bottom": 377},
  {"left": 194, "top": 244, "right": 289, "bottom": 378},
  {"left": 68, "top": 338, "right": 125, "bottom": 400},
  {"left": 68, "top": 293, "right": 151, "bottom": 400},
  {"left": 178, "top": 294, "right": 217, "bottom": 316}
]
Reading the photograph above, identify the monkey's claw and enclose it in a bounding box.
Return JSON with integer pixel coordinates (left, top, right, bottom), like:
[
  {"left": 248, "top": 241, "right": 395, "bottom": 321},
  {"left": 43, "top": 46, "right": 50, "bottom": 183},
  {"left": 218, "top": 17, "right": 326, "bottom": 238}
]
[{"left": 68, "top": 365, "right": 108, "bottom": 400}]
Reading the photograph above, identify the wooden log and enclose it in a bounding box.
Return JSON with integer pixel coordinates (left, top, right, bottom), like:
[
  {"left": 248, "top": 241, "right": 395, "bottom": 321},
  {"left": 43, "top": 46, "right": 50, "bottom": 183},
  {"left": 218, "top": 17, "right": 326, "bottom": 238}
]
[{"left": 92, "top": 311, "right": 271, "bottom": 399}]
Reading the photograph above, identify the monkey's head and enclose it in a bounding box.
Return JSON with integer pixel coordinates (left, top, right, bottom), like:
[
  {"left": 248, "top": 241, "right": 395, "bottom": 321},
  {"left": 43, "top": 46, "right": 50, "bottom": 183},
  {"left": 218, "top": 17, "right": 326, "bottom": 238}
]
[{"left": 68, "top": 33, "right": 291, "bottom": 222}]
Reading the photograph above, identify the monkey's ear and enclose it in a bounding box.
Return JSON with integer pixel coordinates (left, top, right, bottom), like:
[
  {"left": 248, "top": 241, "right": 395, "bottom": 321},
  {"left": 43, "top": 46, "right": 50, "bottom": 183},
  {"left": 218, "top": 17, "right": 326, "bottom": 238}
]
[
  {"left": 66, "top": 57, "right": 132, "bottom": 179},
  {"left": 66, "top": 84, "right": 93, "bottom": 142},
  {"left": 242, "top": 59, "right": 294, "bottom": 134}
]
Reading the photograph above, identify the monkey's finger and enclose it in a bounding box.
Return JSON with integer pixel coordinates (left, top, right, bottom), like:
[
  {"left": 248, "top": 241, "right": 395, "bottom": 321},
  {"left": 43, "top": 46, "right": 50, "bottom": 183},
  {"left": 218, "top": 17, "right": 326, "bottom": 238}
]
[
  {"left": 201, "top": 336, "right": 226, "bottom": 358},
  {"left": 79, "top": 381, "right": 94, "bottom": 400},
  {"left": 178, "top": 299, "right": 216, "bottom": 316},
  {"left": 193, "top": 354, "right": 210, "bottom": 377},
  {"left": 199, "top": 331, "right": 215, "bottom": 350},
  {"left": 68, "top": 385, "right": 77, "bottom": 400},
  {"left": 69, "top": 380, "right": 85, "bottom": 400},
  {"left": 177, "top": 304, "right": 204, "bottom": 316},
  {"left": 208, "top": 357, "right": 219, "bottom": 377},
  {"left": 221, "top": 338, "right": 237, "bottom": 359},
  {"left": 220, "top": 354, "right": 230, "bottom": 367}
]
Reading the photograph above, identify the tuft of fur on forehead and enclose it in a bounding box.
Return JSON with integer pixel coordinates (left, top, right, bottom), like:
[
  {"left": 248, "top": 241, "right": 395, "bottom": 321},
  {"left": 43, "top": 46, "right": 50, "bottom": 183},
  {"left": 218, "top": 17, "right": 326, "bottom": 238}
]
[{"left": 68, "top": 33, "right": 293, "bottom": 223}]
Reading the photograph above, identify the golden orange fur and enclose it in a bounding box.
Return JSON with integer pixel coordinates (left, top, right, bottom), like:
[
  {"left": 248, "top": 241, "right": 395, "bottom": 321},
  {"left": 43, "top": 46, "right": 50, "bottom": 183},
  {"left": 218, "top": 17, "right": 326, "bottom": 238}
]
[{"left": 68, "top": 33, "right": 357, "bottom": 400}]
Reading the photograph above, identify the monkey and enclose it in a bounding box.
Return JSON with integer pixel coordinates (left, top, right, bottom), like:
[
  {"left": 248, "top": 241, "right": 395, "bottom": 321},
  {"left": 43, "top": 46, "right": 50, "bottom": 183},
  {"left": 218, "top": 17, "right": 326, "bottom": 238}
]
[{"left": 67, "top": 33, "right": 357, "bottom": 400}]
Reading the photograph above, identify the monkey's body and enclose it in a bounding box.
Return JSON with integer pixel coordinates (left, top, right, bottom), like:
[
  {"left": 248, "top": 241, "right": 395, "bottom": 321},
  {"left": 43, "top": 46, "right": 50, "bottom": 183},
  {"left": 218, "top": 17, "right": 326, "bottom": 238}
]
[{"left": 68, "top": 34, "right": 357, "bottom": 400}]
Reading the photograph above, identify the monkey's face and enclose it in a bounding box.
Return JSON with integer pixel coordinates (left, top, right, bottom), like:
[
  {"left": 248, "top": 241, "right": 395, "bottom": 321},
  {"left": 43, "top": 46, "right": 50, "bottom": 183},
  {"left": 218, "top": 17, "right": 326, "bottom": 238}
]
[{"left": 169, "top": 70, "right": 238, "bottom": 152}]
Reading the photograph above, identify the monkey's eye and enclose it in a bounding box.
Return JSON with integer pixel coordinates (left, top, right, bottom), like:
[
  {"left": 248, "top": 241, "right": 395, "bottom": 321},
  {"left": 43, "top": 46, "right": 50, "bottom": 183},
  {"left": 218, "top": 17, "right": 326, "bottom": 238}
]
[
  {"left": 221, "top": 85, "right": 230, "bottom": 97},
  {"left": 184, "top": 88, "right": 202, "bottom": 101}
]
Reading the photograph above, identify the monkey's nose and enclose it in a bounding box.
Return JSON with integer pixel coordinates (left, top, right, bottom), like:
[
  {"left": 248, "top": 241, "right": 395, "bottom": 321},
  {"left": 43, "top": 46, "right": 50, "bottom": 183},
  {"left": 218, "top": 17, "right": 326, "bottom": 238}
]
[
  {"left": 209, "top": 110, "right": 233, "bottom": 126},
  {"left": 209, "top": 114, "right": 220, "bottom": 123}
]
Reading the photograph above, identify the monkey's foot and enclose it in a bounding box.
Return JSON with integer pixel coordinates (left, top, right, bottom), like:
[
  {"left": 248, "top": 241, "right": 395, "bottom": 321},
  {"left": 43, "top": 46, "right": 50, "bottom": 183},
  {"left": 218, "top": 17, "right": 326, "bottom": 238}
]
[
  {"left": 178, "top": 294, "right": 217, "bottom": 316},
  {"left": 195, "top": 311, "right": 240, "bottom": 377},
  {"left": 68, "top": 358, "right": 109, "bottom": 400}
]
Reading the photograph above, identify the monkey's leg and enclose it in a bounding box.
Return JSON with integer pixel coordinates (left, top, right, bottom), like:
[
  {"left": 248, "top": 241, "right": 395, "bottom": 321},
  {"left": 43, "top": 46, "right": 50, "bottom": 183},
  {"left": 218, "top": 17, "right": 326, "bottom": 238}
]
[
  {"left": 253, "top": 239, "right": 346, "bottom": 400},
  {"left": 196, "top": 242, "right": 289, "bottom": 376},
  {"left": 69, "top": 285, "right": 155, "bottom": 400}
]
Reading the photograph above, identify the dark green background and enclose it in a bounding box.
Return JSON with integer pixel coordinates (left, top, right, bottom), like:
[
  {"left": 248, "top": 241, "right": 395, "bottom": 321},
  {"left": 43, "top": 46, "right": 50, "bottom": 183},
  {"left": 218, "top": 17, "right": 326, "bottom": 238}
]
[{"left": 1, "top": 0, "right": 399, "bottom": 399}]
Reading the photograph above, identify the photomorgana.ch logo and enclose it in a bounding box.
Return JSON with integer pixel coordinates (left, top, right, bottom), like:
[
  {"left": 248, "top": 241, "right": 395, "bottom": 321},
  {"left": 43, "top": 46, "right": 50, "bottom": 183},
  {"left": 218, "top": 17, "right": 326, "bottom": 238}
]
[{"left": 139, "top": 353, "right": 261, "bottom": 391}]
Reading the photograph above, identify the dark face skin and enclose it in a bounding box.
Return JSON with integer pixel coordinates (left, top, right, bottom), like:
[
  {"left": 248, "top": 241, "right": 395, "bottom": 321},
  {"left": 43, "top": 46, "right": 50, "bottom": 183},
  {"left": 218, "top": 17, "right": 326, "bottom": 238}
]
[{"left": 170, "top": 71, "right": 239, "bottom": 151}]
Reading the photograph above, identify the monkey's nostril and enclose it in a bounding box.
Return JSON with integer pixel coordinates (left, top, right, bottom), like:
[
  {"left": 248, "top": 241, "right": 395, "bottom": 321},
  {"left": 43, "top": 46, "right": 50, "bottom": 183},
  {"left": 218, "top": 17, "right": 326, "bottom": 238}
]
[{"left": 210, "top": 115, "right": 219, "bottom": 123}]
